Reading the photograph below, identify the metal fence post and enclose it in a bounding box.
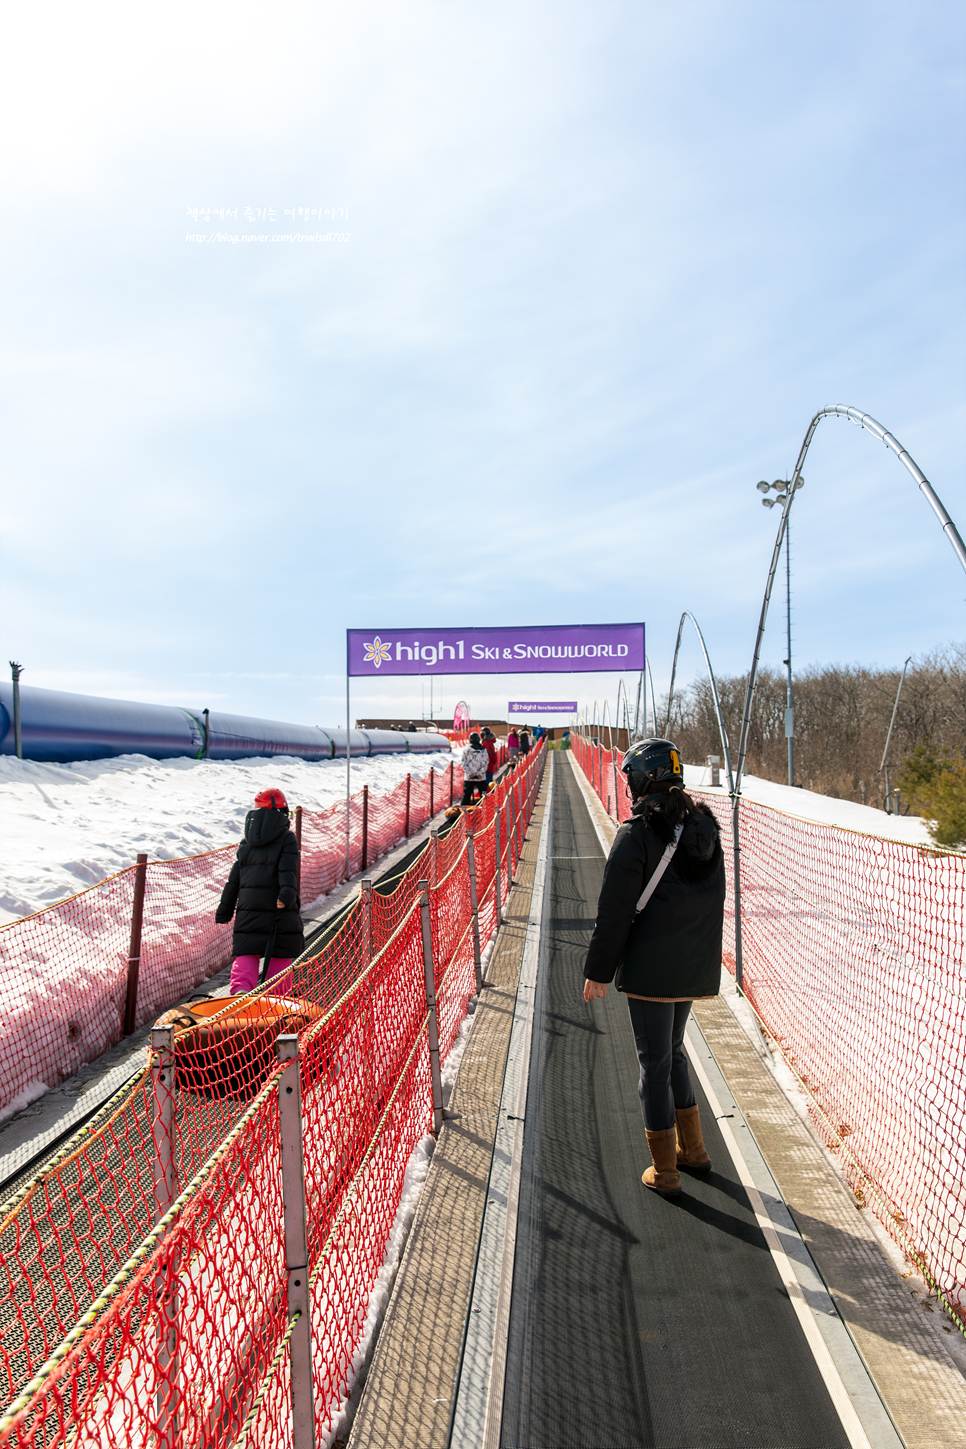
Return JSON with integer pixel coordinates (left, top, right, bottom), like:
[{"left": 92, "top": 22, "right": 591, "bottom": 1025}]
[
  {"left": 9, "top": 661, "right": 23, "bottom": 760},
  {"left": 150, "top": 1026, "right": 177, "bottom": 1220},
  {"left": 466, "top": 834, "right": 483, "bottom": 993},
  {"left": 124, "top": 853, "right": 149, "bottom": 1035},
  {"left": 507, "top": 793, "right": 517, "bottom": 878},
  {"left": 276, "top": 1035, "right": 315, "bottom": 1449},
  {"left": 361, "top": 785, "right": 369, "bottom": 871},
  {"left": 404, "top": 773, "right": 411, "bottom": 838},
  {"left": 449, "top": 761, "right": 454, "bottom": 805},
  {"left": 361, "top": 878, "right": 373, "bottom": 964},
  {"left": 431, "top": 827, "right": 440, "bottom": 887},
  {"left": 429, "top": 769, "right": 434, "bottom": 819},
  {"left": 418, "top": 881, "right": 444, "bottom": 1134},
  {"left": 294, "top": 805, "right": 303, "bottom": 896},
  {"left": 150, "top": 1026, "right": 179, "bottom": 1449},
  {"left": 493, "top": 810, "right": 504, "bottom": 927},
  {"left": 612, "top": 757, "right": 620, "bottom": 820}
]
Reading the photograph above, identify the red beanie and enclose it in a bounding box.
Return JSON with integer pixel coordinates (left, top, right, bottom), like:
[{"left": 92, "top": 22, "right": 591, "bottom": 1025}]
[{"left": 255, "top": 787, "right": 288, "bottom": 810}]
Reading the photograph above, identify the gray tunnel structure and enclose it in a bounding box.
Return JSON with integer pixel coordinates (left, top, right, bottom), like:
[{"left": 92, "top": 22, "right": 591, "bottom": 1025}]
[{"left": 0, "top": 683, "right": 448, "bottom": 764}]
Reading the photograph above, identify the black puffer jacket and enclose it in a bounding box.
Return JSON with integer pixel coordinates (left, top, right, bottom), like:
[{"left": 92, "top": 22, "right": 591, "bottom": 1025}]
[
  {"left": 584, "top": 792, "right": 725, "bottom": 1000},
  {"left": 216, "top": 808, "right": 305, "bottom": 959}
]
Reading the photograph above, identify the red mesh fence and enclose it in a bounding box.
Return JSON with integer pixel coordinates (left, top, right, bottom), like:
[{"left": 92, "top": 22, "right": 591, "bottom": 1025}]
[
  {"left": 0, "top": 745, "right": 546, "bottom": 1443},
  {"left": 0, "top": 761, "right": 463, "bottom": 1120},
  {"left": 569, "top": 732, "right": 966, "bottom": 1331}
]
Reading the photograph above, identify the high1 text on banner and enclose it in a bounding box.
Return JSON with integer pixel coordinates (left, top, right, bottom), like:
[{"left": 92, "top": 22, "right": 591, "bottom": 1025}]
[{"left": 347, "top": 623, "right": 645, "bottom": 677}]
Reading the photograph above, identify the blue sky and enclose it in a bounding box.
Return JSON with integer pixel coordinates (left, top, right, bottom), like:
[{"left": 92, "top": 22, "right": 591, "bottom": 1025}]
[{"left": 1, "top": 0, "right": 963, "bottom": 730}]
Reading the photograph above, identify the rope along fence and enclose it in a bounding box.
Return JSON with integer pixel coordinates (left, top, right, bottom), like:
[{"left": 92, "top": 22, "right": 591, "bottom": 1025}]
[
  {"left": 0, "top": 744, "right": 545, "bottom": 1444},
  {"left": 0, "top": 760, "right": 471, "bottom": 1121},
  {"left": 570, "top": 733, "right": 966, "bottom": 1333}
]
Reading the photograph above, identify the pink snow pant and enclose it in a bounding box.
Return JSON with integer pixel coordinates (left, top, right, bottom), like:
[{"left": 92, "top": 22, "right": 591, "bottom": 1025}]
[{"left": 229, "top": 956, "right": 294, "bottom": 996}]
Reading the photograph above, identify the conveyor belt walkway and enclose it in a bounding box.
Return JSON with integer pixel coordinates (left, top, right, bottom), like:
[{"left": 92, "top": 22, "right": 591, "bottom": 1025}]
[{"left": 450, "top": 753, "right": 900, "bottom": 1449}]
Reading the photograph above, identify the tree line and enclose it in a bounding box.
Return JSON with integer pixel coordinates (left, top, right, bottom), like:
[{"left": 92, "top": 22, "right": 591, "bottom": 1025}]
[{"left": 662, "top": 643, "right": 966, "bottom": 842}]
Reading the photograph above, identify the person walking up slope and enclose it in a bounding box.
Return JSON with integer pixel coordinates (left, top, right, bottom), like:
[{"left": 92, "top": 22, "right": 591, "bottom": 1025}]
[
  {"left": 583, "top": 739, "right": 725, "bottom": 1198},
  {"left": 461, "top": 732, "right": 490, "bottom": 806},
  {"left": 481, "top": 726, "right": 499, "bottom": 785},
  {"left": 216, "top": 787, "right": 305, "bottom": 995}
]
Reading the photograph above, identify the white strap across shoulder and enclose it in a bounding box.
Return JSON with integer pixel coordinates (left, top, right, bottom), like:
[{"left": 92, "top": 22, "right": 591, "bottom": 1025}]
[{"left": 635, "top": 822, "right": 684, "bottom": 915}]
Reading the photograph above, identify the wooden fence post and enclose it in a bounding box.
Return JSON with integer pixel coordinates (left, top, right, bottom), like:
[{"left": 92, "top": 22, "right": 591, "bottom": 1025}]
[{"left": 123, "top": 854, "right": 148, "bottom": 1036}]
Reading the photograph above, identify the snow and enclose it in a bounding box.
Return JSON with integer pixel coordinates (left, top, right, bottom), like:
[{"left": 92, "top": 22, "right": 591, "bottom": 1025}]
[
  {"left": 0, "top": 1077, "right": 49, "bottom": 1125},
  {"left": 0, "top": 749, "right": 456, "bottom": 925},
  {"left": 683, "top": 762, "right": 939, "bottom": 849}
]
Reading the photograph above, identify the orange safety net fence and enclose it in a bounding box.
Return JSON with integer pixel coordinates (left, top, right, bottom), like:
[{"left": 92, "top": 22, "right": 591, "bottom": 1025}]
[
  {"left": 569, "top": 733, "right": 966, "bottom": 1332},
  {"left": 0, "top": 744, "right": 546, "bottom": 1444},
  {"left": 0, "top": 761, "right": 464, "bottom": 1122}
]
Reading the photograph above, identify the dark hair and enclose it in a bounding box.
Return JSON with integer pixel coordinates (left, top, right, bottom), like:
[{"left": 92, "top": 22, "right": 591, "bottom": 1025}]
[{"left": 638, "top": 779, "right": 695, "bottom": 824}]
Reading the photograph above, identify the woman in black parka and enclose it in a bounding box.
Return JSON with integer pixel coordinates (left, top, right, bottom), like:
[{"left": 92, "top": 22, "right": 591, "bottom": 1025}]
[
  {"left": 583, "top": 738, "right": 725, "bottom": 1198},
  {"left": 216, "top": 787, "right": 305, "bottom": 995}
]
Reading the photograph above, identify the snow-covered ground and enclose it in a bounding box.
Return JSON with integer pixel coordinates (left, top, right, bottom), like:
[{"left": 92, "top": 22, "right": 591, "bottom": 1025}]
[
  {"left": 0, "top": 750, "right": 456, "bottom": 925},
  {"left": 683, "top": 762, "right": 937, "bottom": 848}
]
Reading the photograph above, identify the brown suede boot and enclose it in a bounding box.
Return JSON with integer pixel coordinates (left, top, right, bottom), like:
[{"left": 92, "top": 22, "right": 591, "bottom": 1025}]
[
  {"left": 642, "top": 1127, "right": 681, "bottom": 1197},
  {"left": 675, "top": 1104, "right": 711, "bottom": 1172}
]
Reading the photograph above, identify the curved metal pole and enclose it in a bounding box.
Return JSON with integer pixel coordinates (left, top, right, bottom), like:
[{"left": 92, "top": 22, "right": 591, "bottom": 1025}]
[
  {"left": 632, "top": 670, "right": 643, "bottom": 740},
  {"left": 601, "top": 698, "right": 613, "bottom": 752},
  {"left": 732, "top": 403, "right": 964, "bottom": 990},
  {"left": 645, "top": 656, "right": 658, "bottom": 737},
  {"left": 615, "top": 677, "right": 632, "bottom": 750},
  {"left": 664, "top": 612, "right": 735, "bottom": 799},
  {"left": 735, "top": 404, "right": 964, "bottom": 800},
  {"left": 823, "top": 405, "right": 966, "bottom": 575},
  {"left": 664, "top": 615, "right": 687, "bottom": 737}
]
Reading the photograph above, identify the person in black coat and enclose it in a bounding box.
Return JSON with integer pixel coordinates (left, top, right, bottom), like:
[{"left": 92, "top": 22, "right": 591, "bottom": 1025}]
[
  {"left": 216, "top": 786, "right": 305, "bottom": 995},
  {"left": 583, "top": 739, "right": 725, "bottom": 1198}
]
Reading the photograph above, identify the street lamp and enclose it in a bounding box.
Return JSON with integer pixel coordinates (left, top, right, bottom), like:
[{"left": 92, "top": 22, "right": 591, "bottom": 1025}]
[{"left": 757, "top": 478, "right": 803, "bottom": 786}]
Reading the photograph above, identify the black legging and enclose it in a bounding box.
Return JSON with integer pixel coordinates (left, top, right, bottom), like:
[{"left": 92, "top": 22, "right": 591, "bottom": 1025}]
[
  {"left": 462, "top": 777, "right": 487, "bottom": 806},
  {"left": 626, "top": 998, "right": 696, "bottom": 1132}
]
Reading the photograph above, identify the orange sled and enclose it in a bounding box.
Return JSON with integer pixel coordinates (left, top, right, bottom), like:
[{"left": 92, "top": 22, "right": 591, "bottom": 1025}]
[{"left": 151, "top": 995, "right": 322, "bottom": 1097}]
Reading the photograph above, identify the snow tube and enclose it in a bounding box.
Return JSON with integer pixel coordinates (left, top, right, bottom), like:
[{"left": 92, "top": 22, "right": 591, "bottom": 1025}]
[
  {"left": 0, "top": 683, "right": 451, "bottom": 763},
  {"left": 153, "top": 995, "right": 321, "bottom": 1097},
  {"left": 0, "top": 683, "right": 203, "bottom": 763}
]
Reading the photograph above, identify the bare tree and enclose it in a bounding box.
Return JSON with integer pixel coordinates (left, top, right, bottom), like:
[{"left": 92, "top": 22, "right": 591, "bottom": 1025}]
[{"left": 662, "top": 644, "right": 966, "bottom": 807}]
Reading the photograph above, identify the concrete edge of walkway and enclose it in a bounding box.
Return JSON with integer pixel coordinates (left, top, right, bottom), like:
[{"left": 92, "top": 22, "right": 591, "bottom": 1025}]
[{"left": 346, "top": 759, "right": 552, "bottom": 1449}]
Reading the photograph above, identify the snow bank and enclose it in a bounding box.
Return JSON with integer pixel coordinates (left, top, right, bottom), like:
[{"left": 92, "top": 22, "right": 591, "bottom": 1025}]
[
  {"left": 683, "top": 763, "right": 937, "bottom": 848},
  {"left": 0, "top": 750, "right": 455, "bottom": 925}
]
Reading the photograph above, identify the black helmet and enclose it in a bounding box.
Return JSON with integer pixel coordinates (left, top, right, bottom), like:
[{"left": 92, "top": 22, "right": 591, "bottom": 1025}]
[
  {"left": 469, "top": 731, "right": 482, "bottom": 746},
  {"left": 621, "top": 737, "right": 683, "bottom": 795}
]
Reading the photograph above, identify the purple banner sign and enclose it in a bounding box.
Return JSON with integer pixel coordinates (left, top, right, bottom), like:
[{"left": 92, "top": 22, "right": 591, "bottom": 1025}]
[
  {"left": 508, "top": 701, "right": 577, "bottom": 715},
  {"left": 347, "top": 623, "right": 644, "bottom": 677}
]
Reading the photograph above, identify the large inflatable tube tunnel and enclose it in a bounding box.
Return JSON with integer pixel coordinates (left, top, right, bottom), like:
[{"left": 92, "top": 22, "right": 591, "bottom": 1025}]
[{"left": 0, "top": 684, "right": 449, "bottom": 764}]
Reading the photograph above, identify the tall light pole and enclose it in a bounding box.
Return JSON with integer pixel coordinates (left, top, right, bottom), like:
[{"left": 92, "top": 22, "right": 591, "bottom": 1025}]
[
  {"left": 758, "top": 478, "right": 801, "bottom": 785},
  {"left": 879, "top": 656, "right": 912, "bottom": 814}
]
